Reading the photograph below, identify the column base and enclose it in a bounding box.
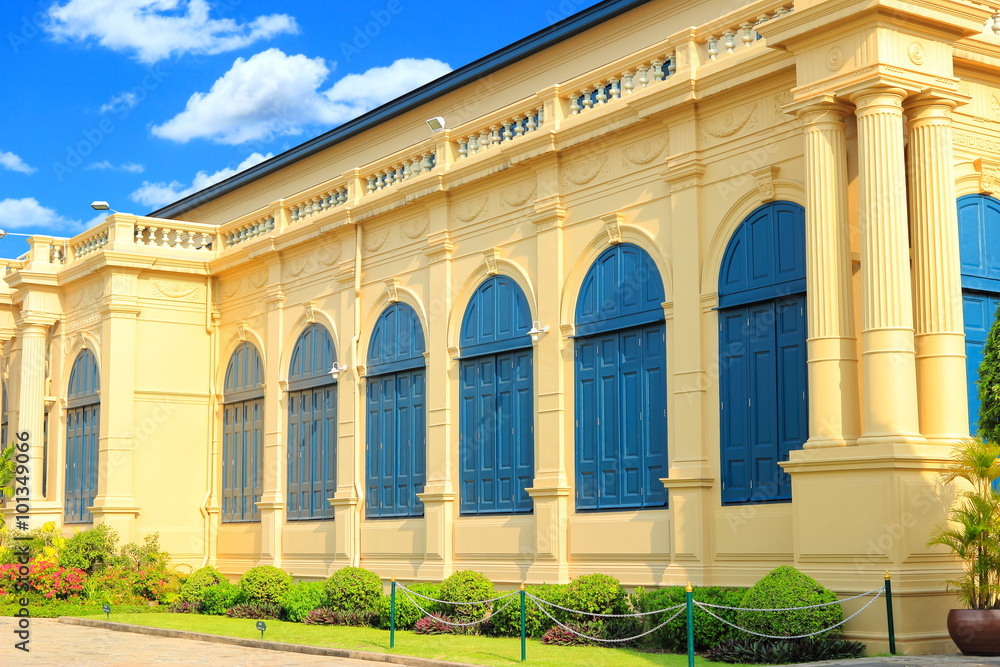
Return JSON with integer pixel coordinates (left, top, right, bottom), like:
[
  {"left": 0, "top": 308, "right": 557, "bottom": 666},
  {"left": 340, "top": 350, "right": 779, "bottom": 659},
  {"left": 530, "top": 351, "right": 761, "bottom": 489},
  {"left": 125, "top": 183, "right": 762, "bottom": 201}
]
[
  {"left": 330, "top": 494, "right": 359, "bottom": 567},
  {"left": 255, "top": 501, "right": 285, "bottom": 567},
  {"left": 525, "top": 485, "right": 571, "bottom": 584},
  {"left": 416, "top": 489, "right": 455, "bottom": 579}
]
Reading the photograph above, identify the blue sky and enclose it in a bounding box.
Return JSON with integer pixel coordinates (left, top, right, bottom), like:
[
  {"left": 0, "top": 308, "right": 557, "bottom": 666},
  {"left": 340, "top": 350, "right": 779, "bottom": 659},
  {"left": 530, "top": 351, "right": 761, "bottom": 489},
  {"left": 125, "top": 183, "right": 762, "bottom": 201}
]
[{"left": 0, "top": 0, "right": 603, "bottom": 258}]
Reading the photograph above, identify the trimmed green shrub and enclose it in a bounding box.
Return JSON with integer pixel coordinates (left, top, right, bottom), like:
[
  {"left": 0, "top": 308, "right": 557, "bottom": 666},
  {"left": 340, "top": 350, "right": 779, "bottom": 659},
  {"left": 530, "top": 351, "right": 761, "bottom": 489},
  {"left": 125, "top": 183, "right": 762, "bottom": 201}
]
[
  {"left": 178, "top": 566, "right": 227, "bottom": 603},
  {"left": 633, "top": 585, "right": 745, "bottom": 652},
  {"left": 239, "top": 565, "right": 292, "bottom": 605},
  {"left": 703, "top": 637, "right": 866, "bottom": 664},
  {"left": 324, "top": 566, "right": 383, "bottom": 615},
  {"left": 281, "top": 581, "right": 328, "bottom": 622},
  {"left": 488, "top": 584, "right": 566, "bottom": 638},
  {"left": 201, "top": 581, "right": 244, "bottom": 615},
  {"left": 561, "top": 573, "right": 627, "bottom": 615},
  {"left": 58, "top": 524, "right": 119, "bottom": 573},
  {"left": 439, "top": 570, "right": 495, "bottom": 628},
  {"left": 376, "top": 582, "right": 442, "bottom": 630},
  {"left": 737, "top": 566, "right": 842, "bottom": 639}
]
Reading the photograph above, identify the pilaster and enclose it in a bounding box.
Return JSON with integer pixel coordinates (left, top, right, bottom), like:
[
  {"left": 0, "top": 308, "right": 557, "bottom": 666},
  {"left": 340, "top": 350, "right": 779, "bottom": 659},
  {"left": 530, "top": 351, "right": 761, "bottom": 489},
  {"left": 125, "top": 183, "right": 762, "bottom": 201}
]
[
  {"left": 906, "top": 90, "right": 969, "bottom": 445},
  {"left": 851, "top": 88, "right": 923, "bottom": 446},
  {"left": 787, "top": 96, "right": 861, "bottom": 448},
  {"left": 258, "top": 279, "right": 285, "bottom": 566},
  {"left": 14, "top": 315, "right": 57, "bottom": 527}
]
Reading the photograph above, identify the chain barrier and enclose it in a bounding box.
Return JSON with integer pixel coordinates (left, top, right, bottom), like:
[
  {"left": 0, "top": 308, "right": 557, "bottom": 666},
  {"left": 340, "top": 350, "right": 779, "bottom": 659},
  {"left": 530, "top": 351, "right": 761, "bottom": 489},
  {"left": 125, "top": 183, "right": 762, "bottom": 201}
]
[
  {"left": 526, "top": 592, "right": 687, "bottom": 618},
  {"left": 397, "top": 585, "right": 517, "bottom": 628},
  {"left": 694, "top": 586, "right": 885, "bottom": 613},
  {"left": 396, "top": 582, "right": 519, "bottom": 605},
  {"left": 529, "top": 595, "right": 687, "bottom": 644},
  {"left": 693, "top": 587, "right": 886, "bottom": 640}
]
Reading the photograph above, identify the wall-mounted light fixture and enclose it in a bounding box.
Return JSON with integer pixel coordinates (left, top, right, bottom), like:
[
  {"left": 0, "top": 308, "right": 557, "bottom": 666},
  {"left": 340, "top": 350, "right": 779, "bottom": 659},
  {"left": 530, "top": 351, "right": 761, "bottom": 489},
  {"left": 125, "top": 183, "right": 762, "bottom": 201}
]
[
  {"left": 90, "top": 201, "right": 117, "bottom": 212},
  {"left": 527, "top": 321, "right": 550, "bottom": 343},
  {"left": 330, "top": 361, "right": 348, "bottom": 381},
  {"left": 425, "top": 116, "right": 446, "bottom": 132}
]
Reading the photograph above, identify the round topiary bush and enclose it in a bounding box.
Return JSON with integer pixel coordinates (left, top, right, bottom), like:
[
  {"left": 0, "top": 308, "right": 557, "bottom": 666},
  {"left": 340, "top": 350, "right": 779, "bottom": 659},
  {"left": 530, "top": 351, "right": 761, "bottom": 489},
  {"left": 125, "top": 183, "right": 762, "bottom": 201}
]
[
  {"left": 324, "top": 566, "right": 383, "bottom": 615},
  {"left": 488, "top": 583, "right": 566, "bottom": 638},
  {"left": 376, "top": 582, "right": 442, "bottom": 630},
  {"left": 280, "top": 581, "right": 328, "bottom": 622},
  {"left": 238, "top": 566, "right": 292, "bottom": 605},
  {"left": 178, "top": 566, "right": 227, "bottom": 603},
  {"left": 562, "top": 573, "right": 627, "bottom": 615},
  {"left": 439, "top": 570, "right": 495, "bottom": 628},
  {"left": 736, "top": 565, "right": 842, "bottom": 639},
  {"left": 201, "top": 581, "right": 244, "bottom": 615}
]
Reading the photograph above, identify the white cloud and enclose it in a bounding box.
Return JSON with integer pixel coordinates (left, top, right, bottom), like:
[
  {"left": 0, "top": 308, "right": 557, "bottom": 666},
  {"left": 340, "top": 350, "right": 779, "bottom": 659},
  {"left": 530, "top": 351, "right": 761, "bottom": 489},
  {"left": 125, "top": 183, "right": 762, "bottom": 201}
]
[
  {"left": 46, "top": 0, "right": 298, "bottom": 64},
  {"left": 100, "top": 91, "right": 139, "bottom": 114},
  {"left": 87, "top": 160, "right": 146, "bottom": 173},
  {"left": 152, "top": 50, "right": 451, "bottom": 145},
  {"left": 0, "top": 150, "right": 36, "bottom": 174},
  {"left": 130, "top": 152, "right": 272, "bottom": 208},
  {"left": 0, "top": 198, "right": 86, "bottom": 233}
]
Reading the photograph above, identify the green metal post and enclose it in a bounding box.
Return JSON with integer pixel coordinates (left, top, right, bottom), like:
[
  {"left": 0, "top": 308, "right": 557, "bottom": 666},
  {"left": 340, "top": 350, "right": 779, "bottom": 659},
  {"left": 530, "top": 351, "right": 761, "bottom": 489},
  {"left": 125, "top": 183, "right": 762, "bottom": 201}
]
[
  {"left": 390, "top": 577, "right": 397, "bottom": 649},
  {"left": 884, "top": 571, "right": 896, "bottom": 655},
  {"left": 520, "top": 583, "right": 527, "bottom": 662},
  {"left": 686, "top": 582, "right": 695, "bottom": 667}
]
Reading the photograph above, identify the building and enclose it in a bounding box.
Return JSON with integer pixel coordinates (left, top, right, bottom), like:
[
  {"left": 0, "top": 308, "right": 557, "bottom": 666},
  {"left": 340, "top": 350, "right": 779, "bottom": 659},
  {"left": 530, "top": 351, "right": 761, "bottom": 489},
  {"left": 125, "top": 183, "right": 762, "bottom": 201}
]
[{"left": 2, "top": 0, "right": 1000, "bottom": 654}]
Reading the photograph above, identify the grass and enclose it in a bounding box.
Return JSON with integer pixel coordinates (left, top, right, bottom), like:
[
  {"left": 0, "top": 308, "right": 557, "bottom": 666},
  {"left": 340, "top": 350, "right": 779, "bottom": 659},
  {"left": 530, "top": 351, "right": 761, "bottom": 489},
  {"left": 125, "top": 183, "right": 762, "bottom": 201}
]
[{"left": 74, "top": 613, "right": 726, "bottom": 667}]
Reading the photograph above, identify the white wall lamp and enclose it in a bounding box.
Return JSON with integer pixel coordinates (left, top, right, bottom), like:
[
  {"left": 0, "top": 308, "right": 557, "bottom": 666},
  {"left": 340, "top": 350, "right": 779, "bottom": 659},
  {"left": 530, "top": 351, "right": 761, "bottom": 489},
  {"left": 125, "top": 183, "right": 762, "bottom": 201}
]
[
  {"left": 90, "top": 201, "right": 119, "bottom": 212},
  {"left": 425, "top": 116, "right": 446, "bottom": 132},
  {"left": 329, "top": 361, "right": 348, "bottom": 381},
  {"left": 527, "top": 321, "right": 550, "bottom": 343}
]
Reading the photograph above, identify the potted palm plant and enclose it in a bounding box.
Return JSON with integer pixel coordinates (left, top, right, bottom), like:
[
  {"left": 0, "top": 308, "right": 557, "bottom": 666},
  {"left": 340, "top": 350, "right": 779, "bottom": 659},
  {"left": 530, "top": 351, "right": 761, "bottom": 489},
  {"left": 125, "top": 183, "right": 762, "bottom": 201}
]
[{"left": 928, "top": 437, "right": 1000, "bottom": 655}]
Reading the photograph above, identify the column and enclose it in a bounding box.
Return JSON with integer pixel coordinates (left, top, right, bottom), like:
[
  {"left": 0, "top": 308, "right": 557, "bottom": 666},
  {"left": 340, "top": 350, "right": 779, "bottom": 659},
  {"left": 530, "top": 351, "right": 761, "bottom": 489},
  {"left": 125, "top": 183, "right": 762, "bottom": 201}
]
[
  {"left": 794, "top": 99, "right": 861, "bottom": 447},
  {"left": 850, "top": 88, "right": 922, "bottom": 445},
  {"left": 258, "top": 281, "right": 286, "bottom": 566},
  {"left": 16, "top": 319, "right": 50, "bottom": 515},
  {"left": 906, "top": 91, "right": 969, "bottom": 444}
]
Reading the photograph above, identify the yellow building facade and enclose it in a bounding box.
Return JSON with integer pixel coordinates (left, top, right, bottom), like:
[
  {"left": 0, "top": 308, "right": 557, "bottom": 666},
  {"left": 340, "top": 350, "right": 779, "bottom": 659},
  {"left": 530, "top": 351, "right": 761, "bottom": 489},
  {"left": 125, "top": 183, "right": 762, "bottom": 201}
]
[{"left": 2, "top": 0, "right": 1000, "bottom": 654}]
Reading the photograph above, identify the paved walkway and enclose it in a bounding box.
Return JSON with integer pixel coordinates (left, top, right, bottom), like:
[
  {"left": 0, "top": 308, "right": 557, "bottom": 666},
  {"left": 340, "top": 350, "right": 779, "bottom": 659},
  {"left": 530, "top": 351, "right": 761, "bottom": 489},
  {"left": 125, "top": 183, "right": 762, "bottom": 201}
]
[
  {"left": 0, "top": 618, "right": 393, "bottom": 666},
  {"left": 789, "top": 656, "right": 1000, "bottom": 666}
]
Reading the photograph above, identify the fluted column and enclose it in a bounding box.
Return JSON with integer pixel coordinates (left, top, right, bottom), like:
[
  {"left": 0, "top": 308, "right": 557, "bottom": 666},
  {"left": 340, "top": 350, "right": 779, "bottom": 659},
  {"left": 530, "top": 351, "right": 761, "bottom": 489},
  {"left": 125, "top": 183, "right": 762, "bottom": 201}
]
[
  {"left": 851, "top": 88, "right": 923, "bottom": 445},
  {"left": 795, "top": 100, "right": 861, "bottom": 447},
  {"left": 16, "top": 320, "right": 50, "bottom": 509},
  {"left": 906, "top": 92, "right": 968, "bottom": 443}
]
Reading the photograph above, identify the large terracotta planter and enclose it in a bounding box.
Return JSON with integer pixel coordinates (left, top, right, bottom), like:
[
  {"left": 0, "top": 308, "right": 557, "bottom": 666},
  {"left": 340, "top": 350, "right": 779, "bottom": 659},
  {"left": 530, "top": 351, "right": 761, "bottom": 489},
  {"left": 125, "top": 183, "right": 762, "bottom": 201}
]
[{"left": 948, "top": 609, "right": 1000, "bottom": 656}]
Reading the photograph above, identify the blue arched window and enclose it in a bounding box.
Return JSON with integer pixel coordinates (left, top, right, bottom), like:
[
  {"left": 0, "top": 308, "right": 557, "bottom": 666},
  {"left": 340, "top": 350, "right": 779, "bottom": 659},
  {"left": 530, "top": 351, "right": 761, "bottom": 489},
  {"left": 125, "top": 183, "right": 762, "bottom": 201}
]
[
  {"left": 459, "top": 276, "right": 534, "bottom": 514},
  {"left": 1, "top": 380, "right": 7, "bottom": 448},
  {"left": 222, "top": 342, "right": 264, "bottom": 523},
  {"left": 287, "top": 324, "right": 337, "bottom": 521},
  {"left": 575, "top": 243, "right": 667, "bottom": 511},
  {"left": 366, "top": 302, "right": 426, "bottom": 518},
  {"left": 66, "top": 349, "right": 99, "bottom": 524},
  {"left": 718, "top": 201, "right": 807, "bottom": 505},
  {"left": 960, "top": 194, "right": 1000, "bottom": 435}
]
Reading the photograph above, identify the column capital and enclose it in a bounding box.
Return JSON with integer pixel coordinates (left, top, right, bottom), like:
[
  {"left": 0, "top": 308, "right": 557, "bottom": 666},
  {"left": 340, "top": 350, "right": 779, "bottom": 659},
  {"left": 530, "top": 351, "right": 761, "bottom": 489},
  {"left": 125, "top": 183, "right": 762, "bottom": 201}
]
[
  {"left": 783, "top": 94, "right": 852, "bottom": 124},
  {"left": 904, "top": 88, "right": 971, "bottom": 122},
  {"left": 15, "top": 312, "right": 58, "bottom": 332},
  {"left": 848, "top": 87, "right": 908, "bottom": 113}
]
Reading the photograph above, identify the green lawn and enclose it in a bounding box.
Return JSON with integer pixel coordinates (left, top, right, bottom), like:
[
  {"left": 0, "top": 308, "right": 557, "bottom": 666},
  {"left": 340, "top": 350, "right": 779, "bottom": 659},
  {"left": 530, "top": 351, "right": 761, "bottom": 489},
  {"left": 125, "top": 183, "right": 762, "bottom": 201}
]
[{"left": 79, "top": 613, "right": 725, "bottom": 667}]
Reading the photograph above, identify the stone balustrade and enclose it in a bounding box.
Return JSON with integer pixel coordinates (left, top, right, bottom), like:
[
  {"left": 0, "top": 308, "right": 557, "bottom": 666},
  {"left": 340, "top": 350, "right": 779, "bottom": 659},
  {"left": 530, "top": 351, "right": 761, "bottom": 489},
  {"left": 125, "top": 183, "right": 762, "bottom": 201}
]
[
  {"left": 701, "top": 2, "right": 793, "bottom": 62},
  {"left": 222, "top": 215, "right": 275, "bottom": 248},
  {"left": 364, "top": 151, "right": 437, "bottom": 195},
  {"left": 72, "top": 228, "right": 110, "bottom": 259},
  {"left": 289, "top": 185, "right": 349, "bottom": 224},
  {"left": 991, "top": 10, "right": 1000, "bottom": 35},
  {"left": 567, "top": 55, "right": 674, "bottom": 115},
  {"left": 49, "top": 242, "right": 67, "bottom": 264},
  {"left": 135, "top": 220, "right": 215, "bottom": 250},
  {"left": 456, "top": 107, "right": 544, "bottom": 158}
]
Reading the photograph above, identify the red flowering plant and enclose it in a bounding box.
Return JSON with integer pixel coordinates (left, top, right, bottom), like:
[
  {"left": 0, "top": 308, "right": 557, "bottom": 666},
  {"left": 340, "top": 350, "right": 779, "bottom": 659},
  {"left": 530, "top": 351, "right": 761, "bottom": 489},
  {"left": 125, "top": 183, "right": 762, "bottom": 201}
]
[{"left": 29, "top": 558, "right": 86, "bottom": 601}]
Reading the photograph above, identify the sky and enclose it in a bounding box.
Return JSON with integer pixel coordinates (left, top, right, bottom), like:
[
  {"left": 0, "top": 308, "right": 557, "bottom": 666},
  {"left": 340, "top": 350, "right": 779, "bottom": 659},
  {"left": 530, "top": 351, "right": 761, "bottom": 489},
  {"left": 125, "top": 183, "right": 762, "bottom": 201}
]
[{"left": 0, "top": 0, "right": 605, "bottom": 258}]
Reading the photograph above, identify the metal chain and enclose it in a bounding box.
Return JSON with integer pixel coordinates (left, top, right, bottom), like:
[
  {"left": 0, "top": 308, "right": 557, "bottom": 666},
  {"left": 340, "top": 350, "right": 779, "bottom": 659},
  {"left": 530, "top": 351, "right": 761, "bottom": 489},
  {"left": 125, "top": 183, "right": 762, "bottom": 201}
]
[
  {"left": 526, "top": 591, "right": 685, "bottom": 618},
  {"left": 396, "top": 582, "right": 518, "bottom": 606},
  {"left": 693, "top": 589, "right": 884, "bottom": 640},
  {"left": 694, "top": 586, "right": 885, "bottom": 613},
  {"left": 529, "top": 596, "right": 686, "bottom": 644},
  {"left": 397, "top": 586, "right": 516, "bottom": 628}
]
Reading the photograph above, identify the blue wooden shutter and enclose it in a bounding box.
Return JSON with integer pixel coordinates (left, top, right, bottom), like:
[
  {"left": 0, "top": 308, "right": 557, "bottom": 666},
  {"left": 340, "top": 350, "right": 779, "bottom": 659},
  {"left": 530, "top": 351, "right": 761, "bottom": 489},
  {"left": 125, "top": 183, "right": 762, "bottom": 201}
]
[
  {"left": 775, "top": 295, "right": 807, "bottom": 500},
  {"left": 574, "top": 244, "right": 667, "bottom": 511},
  {"left": 66, "top": 350, "right": 100, "bottom": 524},
  {"left": 366, "top": 304, "right": 426, "bottom": 518},
  {"left": 720, "top": 308, "right": 750, "bottom": 503},
  {"left": 458, "top": 276, "right": 534, "bottom": 514},
  {"left": 222, "top": 343, "right": 264, "bottom": 522}
]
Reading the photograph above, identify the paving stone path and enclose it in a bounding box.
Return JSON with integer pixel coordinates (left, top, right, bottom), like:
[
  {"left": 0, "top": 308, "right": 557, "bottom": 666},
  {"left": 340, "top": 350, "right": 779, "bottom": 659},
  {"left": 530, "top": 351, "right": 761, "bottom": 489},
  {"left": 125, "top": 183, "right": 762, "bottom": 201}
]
[{"left": 0, "top": 618, "right": 392, "bottom": 666}]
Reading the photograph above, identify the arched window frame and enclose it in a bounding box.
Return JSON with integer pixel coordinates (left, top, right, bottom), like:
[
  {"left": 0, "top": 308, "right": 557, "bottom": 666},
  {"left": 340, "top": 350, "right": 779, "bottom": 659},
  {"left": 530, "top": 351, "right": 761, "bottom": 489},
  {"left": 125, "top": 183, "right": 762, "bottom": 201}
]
[
  {"left": 959, "top": 194, "right": 1000, "bottom": 435},
  {"left": 286, "top": 323, "right": 337, "bottom": 521},
  {"left": 365, "top": 302, "right": 427, "bottom": 519},
  {"left": 458, "top": 276, "right": 534, "bottom": 515},
  {"left": 222, "top": 342, "right": 264, "bottom": 523},
  {"left": 574, "top": 242, "right": 668, "bottom": 511},
  {"left": 65, "top": 349, "right": 100, "bottom": 524},
  {"left": 717, "top": 200, "right": 808, "bottom": 505}
]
